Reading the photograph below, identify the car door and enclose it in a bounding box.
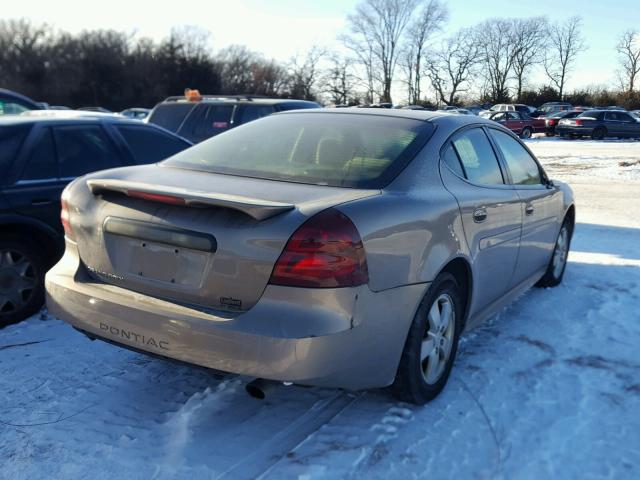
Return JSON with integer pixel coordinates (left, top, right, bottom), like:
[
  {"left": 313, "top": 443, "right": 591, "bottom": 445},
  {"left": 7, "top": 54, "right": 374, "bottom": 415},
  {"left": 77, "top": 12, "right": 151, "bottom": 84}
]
[
  {"left": 4, "top": 125, "right": 66, "bottom": 230},
  {"left": 508, "top": 112, "right": 525, "bottom": 134},
  {"left": 603, "top": 112, "right": 624, "bottom": 136},
  {"left": 487, "top": 128, "right": 562, "bottom": 286},
  {"left": 439, "top": 126, "right": 522, "bottom": 318},
  {"left": 616, "top": 112, "right": 639, "bottom": 137}
]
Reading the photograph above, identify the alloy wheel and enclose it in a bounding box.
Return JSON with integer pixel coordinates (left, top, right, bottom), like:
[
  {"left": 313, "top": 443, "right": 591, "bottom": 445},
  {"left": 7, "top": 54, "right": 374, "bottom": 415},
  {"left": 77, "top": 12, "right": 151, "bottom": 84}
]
[
  {"left": 0, "top": 249, "right": 37, "bottom": 314},
  {"left": 552, "top": 226, "right": 569, "bottom": 278},
  {"left": 420, "top": 293, "right": 456, "bottom": 384}
]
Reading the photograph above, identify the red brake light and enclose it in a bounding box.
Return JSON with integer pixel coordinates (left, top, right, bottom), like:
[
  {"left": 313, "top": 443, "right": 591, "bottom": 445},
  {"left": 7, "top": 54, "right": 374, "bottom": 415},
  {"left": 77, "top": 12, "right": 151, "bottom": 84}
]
[
  {"left": 126, "top": 190, "right": 186, "bottom": 206},
  {"left": 269, "top": 208, "right": 368, "bottom": 288},
  {"left": 574, "top": 119, "right": 583, "bottom": 126}
]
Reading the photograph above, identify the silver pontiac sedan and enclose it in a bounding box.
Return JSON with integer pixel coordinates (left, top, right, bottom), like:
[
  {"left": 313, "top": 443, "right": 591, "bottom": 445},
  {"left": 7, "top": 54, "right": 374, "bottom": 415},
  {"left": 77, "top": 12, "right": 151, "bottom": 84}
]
[{"left": 46, "top": 109, "right": 574, "bottom": 404}]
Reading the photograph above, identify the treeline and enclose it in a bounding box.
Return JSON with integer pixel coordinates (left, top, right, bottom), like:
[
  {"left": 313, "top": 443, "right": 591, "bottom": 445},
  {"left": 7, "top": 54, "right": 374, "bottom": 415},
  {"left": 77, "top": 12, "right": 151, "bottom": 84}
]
[
  {"left": 3, "top": 1, "right": 640, "bottom": 110},
  {"left": 0, "top": 20, "right": 321, "bottom": 110}
]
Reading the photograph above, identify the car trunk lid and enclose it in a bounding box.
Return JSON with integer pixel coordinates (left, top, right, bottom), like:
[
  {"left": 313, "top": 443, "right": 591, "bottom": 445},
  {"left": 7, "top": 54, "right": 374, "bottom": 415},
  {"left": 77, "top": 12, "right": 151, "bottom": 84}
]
[{"left": 72, "top": 165, "right": 378, "bottom": 312}]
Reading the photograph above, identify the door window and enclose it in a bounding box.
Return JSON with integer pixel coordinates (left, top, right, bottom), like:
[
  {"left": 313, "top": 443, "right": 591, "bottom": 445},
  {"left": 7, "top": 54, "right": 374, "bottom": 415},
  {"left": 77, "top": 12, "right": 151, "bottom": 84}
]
[
  {"left": 20, "top": 128, "right": 57, "bottom": 180},
  {"left": 491, "top": 130, "right": 542, "bottom": 185},
  {"left": 116, "top": 125, "right": 190, "bottom": 164},
  {"left": 451, "top": 129, "right": 504, "bottom": 185},
  {"left": 53, "top": 125, "right": 122, "bottom": 177}
]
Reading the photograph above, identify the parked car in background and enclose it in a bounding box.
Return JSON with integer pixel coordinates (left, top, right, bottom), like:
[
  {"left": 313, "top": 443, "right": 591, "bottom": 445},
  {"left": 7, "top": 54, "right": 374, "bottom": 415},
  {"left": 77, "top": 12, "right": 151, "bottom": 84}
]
[
  {"left": 479, "top": 104, "right": 536, "bottom": 118},
  {"left": 440, "top": 108, "right": 472, "bottom": 115},
  {"left": 631, "top": 110, "right": 640, "bottom": 119},
  {"left": 0, "top": 113, "right": 192, "bottom": 327},
  {"left": 556, "top": 109, "right": 640, "bottom": 140},
  {"left": 543, "top": 110, "right": 583, "bottom": 136},
  {"left": 120, "top": 108, "right": 151, "bottom": 120},
  {"left": 46, "top": 109, "right": 574, "bottom": 405},
  {"left": 147, "top": 94, "right": 320, "bottom": 143},
  {"left": 0, "top": 89, "right": 43, "bottom": 116},
  {"left": 78, "top": 107, "right": 112, "bottom": 113},
  {"left": 488, "top": 111, "right": 545, "bottom": 138},
  {"left": 539, "top": 102, "right": 573, "bottom": 115}
]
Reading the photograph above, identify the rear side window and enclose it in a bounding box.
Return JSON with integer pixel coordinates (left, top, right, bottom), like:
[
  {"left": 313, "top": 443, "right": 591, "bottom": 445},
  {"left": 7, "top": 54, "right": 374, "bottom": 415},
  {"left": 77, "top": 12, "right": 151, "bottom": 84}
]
[
  {"left": 20, "top": 127, "right": 57, "bottom": 180},
  {"left": 53, "top": 125, "right": 122, "bottom": 177},
  {"left": 117, "top": 125, "right": 190, "bottom": 164},
  {"left": 163, "top": 113, "right": 433, "bottom": 188},
  {"left": 0, "top": 124, "right": 31, "bottom": 173},
  {"left": 491, "top": 130, "right": 541, "bottom": 185},
  {"left": 148, "top": 103, "right": 195, "bottom": 132},
  {"left": 442, "top": 144, "right": 464, "bottom": 177},
  {"left": 237, "top": 105, "right": 275, "bottom": 124},
  {"left": 579, "top": 111, "right": 603, "bottom": 119},
  {"left": 451, "top": 129, "right": 504, "bottom": 185}
]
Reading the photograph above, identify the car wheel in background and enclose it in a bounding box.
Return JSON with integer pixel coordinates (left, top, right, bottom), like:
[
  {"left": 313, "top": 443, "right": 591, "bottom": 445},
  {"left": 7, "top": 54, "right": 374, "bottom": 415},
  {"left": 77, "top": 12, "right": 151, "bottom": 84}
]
[
  {"left": 536, "top": 220, "right": 572, "bottom": 288},
  {"left": 520, "top": 127, "right": 533, "bottom": 139},
  {"left": 591, "top": 127, "right": 606, "bottom": 140},
  {"left": 391, "top": 272, "right": 463, "bottom": 405},
  {"left": 0, "top": 236, "right": 46, "bottom": 328}
]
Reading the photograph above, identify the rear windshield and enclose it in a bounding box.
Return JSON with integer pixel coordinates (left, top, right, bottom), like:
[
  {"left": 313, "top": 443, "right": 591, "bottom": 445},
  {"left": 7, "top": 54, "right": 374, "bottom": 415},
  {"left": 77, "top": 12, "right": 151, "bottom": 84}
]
[
  {"left": 162, "top": 113, "right": 433, "bottom": 188},
  {"left": 148, "top": 103, "right": 195, "bottom": 132},
  {"left": 0, "top": 124, "right": 31, "bottom": 173}
]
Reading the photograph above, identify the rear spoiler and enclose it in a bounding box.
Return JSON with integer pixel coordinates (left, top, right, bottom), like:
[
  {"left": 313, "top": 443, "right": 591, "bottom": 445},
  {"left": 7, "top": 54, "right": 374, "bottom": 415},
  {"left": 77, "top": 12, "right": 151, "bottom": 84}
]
[{"left": 86, "top": 179, "right": 294, "bottom": 221}]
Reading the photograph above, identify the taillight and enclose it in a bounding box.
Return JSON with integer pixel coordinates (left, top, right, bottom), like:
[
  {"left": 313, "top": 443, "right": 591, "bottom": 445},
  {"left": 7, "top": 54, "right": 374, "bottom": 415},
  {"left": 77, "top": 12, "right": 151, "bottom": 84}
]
[
  {"left": 549, "top": 120, "right": 556, "bottom": 126},
  {"left": 126, "top": 190, "right": 186, "bottom": 206},
  {"left": 574, "top": 120, "right": 583, "bottom": 126},
  {"left": 60, "top": 188, "right": 74, "bottom": 240},
  {"left": 269, "top": 208, "right": 368, "bottom": 288}
]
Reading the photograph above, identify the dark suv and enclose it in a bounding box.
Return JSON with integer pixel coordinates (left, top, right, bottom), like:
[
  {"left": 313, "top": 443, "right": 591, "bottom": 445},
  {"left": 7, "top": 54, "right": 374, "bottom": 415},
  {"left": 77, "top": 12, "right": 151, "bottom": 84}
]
[
  {"left": 0, "top": 113, "right": 191, "bottom": 326},
  {"left": 147, "top": 95, "right": 320, "bottom": 143}
]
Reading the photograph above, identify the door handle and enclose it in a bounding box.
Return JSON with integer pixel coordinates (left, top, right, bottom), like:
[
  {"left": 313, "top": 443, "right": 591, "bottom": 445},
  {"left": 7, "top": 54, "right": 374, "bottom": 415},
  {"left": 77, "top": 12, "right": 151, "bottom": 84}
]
[
  {"left": 31, "top": 199, "right": 53, "bottom": 206},
  {"left": 525, "top": 204, "right": 534, "bottom": 216},
  {"left": 473, "top": 208, "right": 488, "bottom": 223}
]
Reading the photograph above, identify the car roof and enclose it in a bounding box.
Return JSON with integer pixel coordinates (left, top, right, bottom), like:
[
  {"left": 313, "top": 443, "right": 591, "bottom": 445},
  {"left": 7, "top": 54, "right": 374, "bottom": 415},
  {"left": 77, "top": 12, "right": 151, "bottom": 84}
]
[
  {"left": 274, "top": 107, "right": 497, "bottom": 128},
  {"left": 160, "top": 96, "right": 319, "bottom": 106},
  {"left": 0, "top": 111, "right": 153, "bottom": 127}
]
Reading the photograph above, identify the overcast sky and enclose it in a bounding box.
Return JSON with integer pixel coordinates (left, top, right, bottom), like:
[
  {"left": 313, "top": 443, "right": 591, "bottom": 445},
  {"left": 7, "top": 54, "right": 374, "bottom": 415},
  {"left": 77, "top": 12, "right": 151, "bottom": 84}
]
[{"left": 6, "top": 0, "right": 637, "bottom": 92}]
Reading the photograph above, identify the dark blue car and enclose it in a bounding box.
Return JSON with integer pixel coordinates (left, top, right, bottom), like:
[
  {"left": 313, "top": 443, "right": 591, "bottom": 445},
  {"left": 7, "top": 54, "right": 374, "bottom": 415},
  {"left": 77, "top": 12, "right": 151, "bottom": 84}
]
[
  {"left": 0, "top": 89, "right": 43, "bottom": 115},
  {"left": 556, "top": 109, "right": 640, "bottom": 140}
]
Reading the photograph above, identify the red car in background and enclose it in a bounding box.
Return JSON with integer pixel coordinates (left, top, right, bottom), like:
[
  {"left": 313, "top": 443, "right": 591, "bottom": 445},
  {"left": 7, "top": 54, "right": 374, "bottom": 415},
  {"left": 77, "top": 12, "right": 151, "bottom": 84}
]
[{"left": 488, "top": 111, "right": 546, "bottom": 138}]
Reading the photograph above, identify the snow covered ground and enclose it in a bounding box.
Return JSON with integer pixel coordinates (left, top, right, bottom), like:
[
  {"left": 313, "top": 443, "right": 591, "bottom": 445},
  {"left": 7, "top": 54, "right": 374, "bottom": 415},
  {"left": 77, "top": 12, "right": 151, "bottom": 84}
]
[{"left": 1, "top": 138, "right": 639, "bottom": 480}]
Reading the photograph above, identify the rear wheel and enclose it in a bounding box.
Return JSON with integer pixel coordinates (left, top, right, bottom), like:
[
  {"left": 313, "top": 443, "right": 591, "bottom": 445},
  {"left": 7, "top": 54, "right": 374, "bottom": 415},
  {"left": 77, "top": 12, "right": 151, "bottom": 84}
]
[
  {"left": 591, "top": 127, "right": 606, "bottom": 140},
  {"left": 536, "top": 220, "right": 572, "bottom": 288},
  {"left": 0, "top": 237, "right": 46, "bottom": 328},
  {"left": 391, "top": 272, "right": 463, "bottom": 405},
  {"left": 520, "top": 127, "right": 533, "bottom": 139}
]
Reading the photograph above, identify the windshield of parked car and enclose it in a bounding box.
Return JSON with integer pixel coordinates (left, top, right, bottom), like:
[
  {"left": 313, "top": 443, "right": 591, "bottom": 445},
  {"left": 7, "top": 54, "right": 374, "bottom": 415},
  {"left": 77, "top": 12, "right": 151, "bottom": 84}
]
[{"left": 162, "top": 113, "right": 433, "bottom": 188}]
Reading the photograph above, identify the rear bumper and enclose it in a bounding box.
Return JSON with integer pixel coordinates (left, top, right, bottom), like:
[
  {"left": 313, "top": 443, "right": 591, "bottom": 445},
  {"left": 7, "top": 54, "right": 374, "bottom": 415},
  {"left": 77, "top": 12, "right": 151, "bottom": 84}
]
[
  {"left": 45, "top": 240, "right": 428, "bottom": 389},
  {"left": 556, "top": 126, "right": 593, "bottom": 136}
]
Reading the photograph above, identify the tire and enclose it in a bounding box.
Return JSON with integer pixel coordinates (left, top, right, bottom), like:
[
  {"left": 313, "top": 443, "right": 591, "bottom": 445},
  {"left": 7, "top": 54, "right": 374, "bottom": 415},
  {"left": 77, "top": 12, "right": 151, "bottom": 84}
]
[
  {"left": 536, "top": 219, "right": 572, "bottom": 288},
  {"left": 520, "top": 127, "right": 533, "bottom": 139},
  {"left": 391, "top": 272, "right": 464, "bottom": 405},
  {"left": 591, "top": 127, "right": 606, "bottom": 140},
  {"left": 0, "top": 236, "right": 46, "bottom": 328}
]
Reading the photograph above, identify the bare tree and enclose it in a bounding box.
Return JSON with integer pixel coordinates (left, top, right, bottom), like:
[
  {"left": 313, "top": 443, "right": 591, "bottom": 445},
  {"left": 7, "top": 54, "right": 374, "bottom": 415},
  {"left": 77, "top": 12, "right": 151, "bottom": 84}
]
[
  {"left": 322, "top": 54, "right": 358, "bottom": 105},
  {"left": 544, "top": 16, "right": 586, "bottom": 100},
  {"left": 344, "top": 0, "right": 418, "bottom": 103},
  {"left": 402, "top": 0, "right": 448, "bottom": 104},
  {"left": 511, "top": 17, "right": 548, "bottom": 101},
  {"left": 288, "top": 46, "right": 326, "bottom": 101},
  {"left": 616, "top": 29, "right": 640, "bottom": 93},
  {"left": 475, "top": 18, "right": 520, "bottom": 103},
  {"left": 426, "top": 28, "right": 480, "bottom": 106}
]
